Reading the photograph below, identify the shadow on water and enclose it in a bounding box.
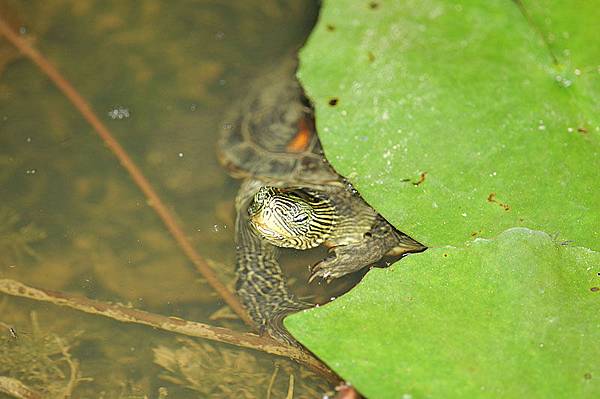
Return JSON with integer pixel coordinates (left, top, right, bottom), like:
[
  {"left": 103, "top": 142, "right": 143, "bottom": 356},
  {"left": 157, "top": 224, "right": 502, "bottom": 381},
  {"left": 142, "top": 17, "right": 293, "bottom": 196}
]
[{"left": 0, "top": 1, "right": 363, "bottom": 397}]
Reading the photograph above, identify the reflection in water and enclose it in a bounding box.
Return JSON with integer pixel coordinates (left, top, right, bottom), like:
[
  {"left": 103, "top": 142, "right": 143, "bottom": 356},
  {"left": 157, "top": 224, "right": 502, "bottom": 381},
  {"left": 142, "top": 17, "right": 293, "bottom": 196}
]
[{"left": 0, "top": 0, "right": 361, "bottom": 397}]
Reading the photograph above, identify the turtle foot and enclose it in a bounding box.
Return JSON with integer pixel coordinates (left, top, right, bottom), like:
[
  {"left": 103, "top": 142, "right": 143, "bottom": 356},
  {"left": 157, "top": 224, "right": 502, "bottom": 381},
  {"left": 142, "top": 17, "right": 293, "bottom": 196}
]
[{"left": 308, "top": 246, "right": 368, "bottom": 283}]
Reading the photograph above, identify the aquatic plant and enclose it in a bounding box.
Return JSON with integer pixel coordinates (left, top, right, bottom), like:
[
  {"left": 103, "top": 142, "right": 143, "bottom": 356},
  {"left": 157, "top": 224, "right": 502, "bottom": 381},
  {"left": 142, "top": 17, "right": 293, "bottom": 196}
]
[{"left": 0, "top": 207, "right": 46, "bottom": 267}]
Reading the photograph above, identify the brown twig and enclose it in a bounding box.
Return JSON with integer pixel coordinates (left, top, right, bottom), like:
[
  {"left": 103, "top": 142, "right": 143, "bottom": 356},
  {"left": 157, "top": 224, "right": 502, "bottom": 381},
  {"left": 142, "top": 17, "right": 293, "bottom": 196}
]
[
  {"left": 285, "top": 374, "right": 295, "bottom": 399},
  {"left": 0, "top": 15, "right": 252, "bottom": 327},
  {"left": 266, "top": 364, "right": 280, "bottom": 399},
  {"left": 0, "top": 377, "right": 42, "bottom": 399},
  {"left": 54, "top": 336, "right": 88, "bottom": 399},
  {"left": 0, "top": 279, "right": 337, "bottom": 382}
]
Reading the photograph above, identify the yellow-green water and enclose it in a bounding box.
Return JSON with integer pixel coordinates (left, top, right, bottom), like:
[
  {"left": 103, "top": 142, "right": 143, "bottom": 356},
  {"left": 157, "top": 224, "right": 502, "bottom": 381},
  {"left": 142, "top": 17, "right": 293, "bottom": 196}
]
[{"left": 0, "top": 1, "right": 365, "bottom": 397}]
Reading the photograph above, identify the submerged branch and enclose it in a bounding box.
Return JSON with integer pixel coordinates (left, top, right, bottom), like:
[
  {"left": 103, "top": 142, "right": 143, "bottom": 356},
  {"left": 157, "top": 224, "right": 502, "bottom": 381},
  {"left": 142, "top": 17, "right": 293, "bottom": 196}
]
[
  {"left": 0, "top": 377, "right": 42, "bottom": 399},
  {"left": 0, "top": 279, "right": 337, "bottom": 382},
  {"left": 0, "top": 15, "right": 252, "bottom": 327}
]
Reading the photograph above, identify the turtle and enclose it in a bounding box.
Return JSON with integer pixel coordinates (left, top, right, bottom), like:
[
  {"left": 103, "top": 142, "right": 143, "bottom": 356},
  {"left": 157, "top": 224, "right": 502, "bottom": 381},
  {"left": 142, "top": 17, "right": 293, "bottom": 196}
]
[{"left": 218, "top": 58, "right": 425, "bottom": 344}]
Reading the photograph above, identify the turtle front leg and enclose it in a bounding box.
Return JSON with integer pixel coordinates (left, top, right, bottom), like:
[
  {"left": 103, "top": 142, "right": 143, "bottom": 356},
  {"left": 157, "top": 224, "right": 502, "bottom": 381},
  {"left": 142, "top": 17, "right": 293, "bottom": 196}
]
[
  {"left": 309, "top": 218, "right": 426, "bottom": 283},
  {"left": 309, "top": 243, "right": 384, "bottom": 283}
]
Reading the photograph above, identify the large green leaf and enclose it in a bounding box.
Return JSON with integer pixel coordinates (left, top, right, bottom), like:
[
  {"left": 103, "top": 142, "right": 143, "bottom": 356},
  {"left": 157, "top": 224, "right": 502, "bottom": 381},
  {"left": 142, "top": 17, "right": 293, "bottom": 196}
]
[
  {"left": 297, "top": 0, "right": 600, "bottom": 248},
  {"left": 287, "top": 0, "right": 600, "bottom": 397},
  {"left": 286, "top": 228, "right": 600, "bottom": 398}
]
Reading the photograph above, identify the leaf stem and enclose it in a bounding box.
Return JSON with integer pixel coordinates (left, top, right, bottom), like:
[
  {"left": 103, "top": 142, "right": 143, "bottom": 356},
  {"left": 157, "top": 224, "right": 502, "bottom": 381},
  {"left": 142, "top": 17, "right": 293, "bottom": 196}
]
[{"left": 512, "top": 0, "right": 559, "bottom": 65}]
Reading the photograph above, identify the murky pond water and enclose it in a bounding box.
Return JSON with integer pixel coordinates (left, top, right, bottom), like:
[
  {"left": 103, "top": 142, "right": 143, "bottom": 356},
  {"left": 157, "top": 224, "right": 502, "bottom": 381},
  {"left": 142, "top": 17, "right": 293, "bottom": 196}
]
[{"left": 0, "top": 1, "right": 365, "bottom": 397}]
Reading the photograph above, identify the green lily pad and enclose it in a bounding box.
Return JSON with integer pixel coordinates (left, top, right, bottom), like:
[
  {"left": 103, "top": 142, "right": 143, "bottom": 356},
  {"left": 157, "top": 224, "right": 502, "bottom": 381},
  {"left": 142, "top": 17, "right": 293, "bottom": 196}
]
[
  {"left": 286, "top": 228, "right": 600, "bottom": 398},
  {"left": 289, "top": 1, "right": 600, "bottom": 397},
  {"left": 298, "top": 0, "right": 600, "bottom": 249}
]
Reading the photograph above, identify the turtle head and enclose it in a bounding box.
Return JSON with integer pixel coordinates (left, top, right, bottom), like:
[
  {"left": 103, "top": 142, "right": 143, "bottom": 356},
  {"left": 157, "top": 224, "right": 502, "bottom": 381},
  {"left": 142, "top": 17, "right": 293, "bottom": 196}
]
[{"left": 247, "top": 186, "right": 335, "bottom": 249}]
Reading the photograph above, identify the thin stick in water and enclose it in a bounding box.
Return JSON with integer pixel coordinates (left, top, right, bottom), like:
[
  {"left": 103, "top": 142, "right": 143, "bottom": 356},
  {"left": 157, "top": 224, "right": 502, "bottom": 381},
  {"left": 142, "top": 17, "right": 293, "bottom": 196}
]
[{"left": 0, "top": 278, "right": 337, "bottom": 382}]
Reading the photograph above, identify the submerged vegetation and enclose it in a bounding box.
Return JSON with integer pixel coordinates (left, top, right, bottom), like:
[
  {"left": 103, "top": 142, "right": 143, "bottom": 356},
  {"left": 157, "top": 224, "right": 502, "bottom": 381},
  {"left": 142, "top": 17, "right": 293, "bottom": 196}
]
[
  {"left": 0, "top": 313, "right": 85, "bottom": 398},
  {"left": 154, "top": 338, "right": 329, "bottom": 398},
  {"left": 0, "top": 208, "right": 46, "bottom": 267}
]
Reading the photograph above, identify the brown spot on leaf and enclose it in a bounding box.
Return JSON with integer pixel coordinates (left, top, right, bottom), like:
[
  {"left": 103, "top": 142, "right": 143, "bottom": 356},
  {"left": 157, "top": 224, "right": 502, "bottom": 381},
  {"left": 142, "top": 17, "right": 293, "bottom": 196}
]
[
  {"left": 577, "top": 127, "right": 588, "bottom": 133},
  {"left": 413, "top": 171, "right": 427, "bottom": 186},
  {"left": 328, "top": 98, "right": 339, "bottom": 106},
  {"left": 591, "top": 287, "right": 600, "bottom": 292},
  {"left": 368, "top": 51, "right": 376, "bottom": 62},
  {"left": 487, "top": 192, "right": 510, "bottom": 211},
  {"left": 584, "top": 372, "right": 592, "bottom": 380},
  {"left": 443, "top": 253, "right": 448, "bottom": 257},
  {"left": 369, "top": 1, "right": 380, "bottom": 9},
  {"left": 326, "top": 24, "right": 336, "bottom": 32}
]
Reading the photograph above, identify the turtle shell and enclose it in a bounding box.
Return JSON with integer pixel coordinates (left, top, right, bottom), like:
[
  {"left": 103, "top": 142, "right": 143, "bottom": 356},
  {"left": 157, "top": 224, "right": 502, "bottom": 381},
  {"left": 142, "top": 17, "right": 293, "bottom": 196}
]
[{"left": 217, "top": 58, "right": 338, "bottom": 184}]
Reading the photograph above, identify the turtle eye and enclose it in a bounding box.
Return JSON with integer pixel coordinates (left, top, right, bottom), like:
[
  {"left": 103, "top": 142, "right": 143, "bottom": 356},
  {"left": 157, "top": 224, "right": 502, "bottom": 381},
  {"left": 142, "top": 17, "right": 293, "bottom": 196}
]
[
  {"left": 254, "top": 192, "right": 265, "bottom": 204},
  {"left": 293, "top": 212, "right": 309, "bottom": 223},
  {"left": 254, "top": 186, "right": 273, "bottom": 204},
  {"left": 248, "top": 199, "right": 263, "bottom": 216}
]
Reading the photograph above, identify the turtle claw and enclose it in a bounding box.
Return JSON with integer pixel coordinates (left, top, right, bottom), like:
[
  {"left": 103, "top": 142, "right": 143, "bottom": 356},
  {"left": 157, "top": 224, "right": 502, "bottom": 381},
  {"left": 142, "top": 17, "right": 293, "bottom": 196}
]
[
  {"left": 308, "top": 248, "right": 356, "bottom": 283},
  {"left": 308, "top": 249, "right": 343, "bottom": 283},
  {"left": 309, "top": 241, "right": 394, "bottom": 283},
  {"left": 308, "top": 265, "right": 335, "bottom": 284}
]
